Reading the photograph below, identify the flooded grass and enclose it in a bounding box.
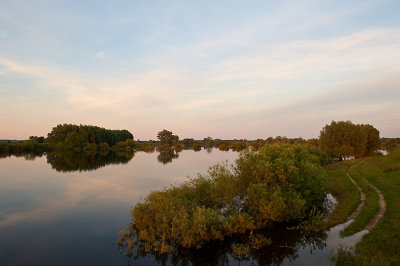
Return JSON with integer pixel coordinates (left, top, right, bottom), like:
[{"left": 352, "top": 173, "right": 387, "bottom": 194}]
[
  {"left": 324, "top": 160, "right": 361, "bottom": 228},
  {"left": 328, "top": 150, "right": 400, "bottom": 265}
]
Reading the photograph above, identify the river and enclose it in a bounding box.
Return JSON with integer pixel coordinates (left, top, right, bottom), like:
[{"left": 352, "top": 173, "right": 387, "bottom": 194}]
[{"left": 0, "top": 149, "right": 360, "bottom": 265}]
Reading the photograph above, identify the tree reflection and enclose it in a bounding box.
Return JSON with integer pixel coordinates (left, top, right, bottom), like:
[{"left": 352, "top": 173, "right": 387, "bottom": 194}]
[
  {"left": 157, "top": 150, "right": 179, "bottom": 164},
  {"left": 46, "top": 151, "right": 134, "bottom": 172},
  {"left": 119, "top": 223, "right": 327, "bottom": 266},
  {"left": 0, "top": 150, "right": 45, "bottom": 160}
]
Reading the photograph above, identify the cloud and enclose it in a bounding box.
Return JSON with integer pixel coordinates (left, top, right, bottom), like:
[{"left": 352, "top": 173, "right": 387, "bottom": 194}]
[
  {"left": 207, "top": 28, "right": 400, "bottom": 83},
  {"left": 0, "top": 27, "right": 399, "bottom": 139}
]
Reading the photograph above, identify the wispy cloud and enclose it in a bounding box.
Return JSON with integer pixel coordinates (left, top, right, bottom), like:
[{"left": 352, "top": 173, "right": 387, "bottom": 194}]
[
  {"left": 207, "top": 28, "right": 400, "bottom": 83},
  {"left": 0, "top": 0, "right": 399, "bottom": 139},
  {"left": 1, "top": 27, "right": 399, "bottom": 138}
]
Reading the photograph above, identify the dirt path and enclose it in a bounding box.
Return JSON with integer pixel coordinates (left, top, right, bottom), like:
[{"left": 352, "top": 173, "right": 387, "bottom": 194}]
[
  {"left": 345, "top": 160, "right": 386, "bottom": 232},
  {"left": 362, "top": 176, "right": 386, "bottom": 231},
  {"left": 346, "top": 162, "right": 366, "bottom": 220}
]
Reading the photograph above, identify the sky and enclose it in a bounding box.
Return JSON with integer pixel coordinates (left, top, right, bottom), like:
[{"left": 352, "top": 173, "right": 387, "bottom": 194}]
[{"left": 0, "top": 0, "right": 399, "bottom": 140}]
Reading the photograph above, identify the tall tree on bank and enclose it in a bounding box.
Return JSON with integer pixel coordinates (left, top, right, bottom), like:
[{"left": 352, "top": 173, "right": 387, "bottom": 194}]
[
  {"left": 360, "top": 124, "right": 380, "bottom": 155},
  {"left": 319, "top": 120, "right": 380, "bottom": 160},
  {"left": 157, "top": 129, "right": 179, "bottom": 146}
]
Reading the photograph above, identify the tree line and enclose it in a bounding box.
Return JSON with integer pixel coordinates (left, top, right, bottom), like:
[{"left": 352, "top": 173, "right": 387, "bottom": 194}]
[
  {"left": 1, "top": 121, "right": 398, "bottom": 159},
  {"left": 47, "top": 124, "right": 133, "bottom": 147}
]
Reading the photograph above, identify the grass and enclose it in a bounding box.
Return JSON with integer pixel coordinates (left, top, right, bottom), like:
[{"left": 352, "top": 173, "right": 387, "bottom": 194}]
[
  {"left": 328, "top": 149, "right": 400, "bottom": 265},
  {"left": 351, "top": 150, "right": 400, "bottom": 265},
  {"left": 324, "top": 159, "right": 361, "bottom": 228},
  {"left": 340, "top": 160, "right": 379, "bottom": 236}
]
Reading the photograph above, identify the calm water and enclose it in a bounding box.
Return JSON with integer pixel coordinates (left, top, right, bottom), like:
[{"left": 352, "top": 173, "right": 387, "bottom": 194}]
[{"left": 0, "top": 149, "right": 362, "bottom": 265}]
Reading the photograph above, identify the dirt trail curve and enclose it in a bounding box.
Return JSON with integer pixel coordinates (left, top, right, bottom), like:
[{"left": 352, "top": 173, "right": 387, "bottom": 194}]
[
  {"left": 346, "top": 162, "right": 366, "bottom": 220},
  {"left": 362, "top": 177, "right": 386, "bottom": 231},
  {"left": 346, "top": 160, "right": 386, "bottom": 231}
]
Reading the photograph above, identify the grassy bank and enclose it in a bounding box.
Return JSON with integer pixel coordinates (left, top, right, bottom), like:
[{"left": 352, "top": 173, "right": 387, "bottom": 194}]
[
  {"left": 351, "top": 150, "right": 400, "bottom": 265},
  {"left": 332, "top": 149, "right": 400, "bottom": 265}
]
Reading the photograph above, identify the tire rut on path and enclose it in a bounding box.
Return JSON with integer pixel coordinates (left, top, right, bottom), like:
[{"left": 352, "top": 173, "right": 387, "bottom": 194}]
[
  {"left": 362, "top": 176, "right": 386, "bottom": 231},
  {"left": 346, "top": 162, "right": 366, "bottom": 220},
  {"left": 345, "top": 160, "right": 386, "bottom": 232}
]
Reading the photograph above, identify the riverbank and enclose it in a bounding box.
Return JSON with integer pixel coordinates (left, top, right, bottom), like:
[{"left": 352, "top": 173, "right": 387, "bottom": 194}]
[{"left": 326, "top": 149, "right": 400, "bottom": 265}]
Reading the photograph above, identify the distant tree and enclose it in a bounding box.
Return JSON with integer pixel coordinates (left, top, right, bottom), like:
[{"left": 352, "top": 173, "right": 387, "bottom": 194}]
[
  {"left": 218, "top": 143, "right": 229, "bottom": 151},
  {"left": 230, "top": 140, "right": 249, "bottom": 151},
  {"left": 265, "top": 137, "right": 274, "bottom": 144},
  {"left": 291, "top": 137, "right": 306, "bottom": 144},
  {"left": 182, "top": 138, "right": 195, "bottom": 149},
  {"left": 174, "top": 143, "right": 184, "bottom": 152},
  {"left": 47, "top": 124, "right": 133, "bottom": 148},
  {"left": 192, "top": 143, "right": 202, "bottom": 151},
  {"left": 306, "top": 138, "right": 319, "bottom": 147},
  {"left": 382, "top": 138, "right": 397, "bottom": 152},
  {"left": 157, "top": 129, "right": 179, "bottom": 146},
  {"left": 275, "top": 136, "right": 291, "bottom": 144},
  {"left": 29, "top": 136, "right": 45, "bottom": 143},
  {"left": 203, "top": 137, "right": 213, "bottom": 148},
  {"left": 250, "top": 139, "right": 265, "bottom": 150}
]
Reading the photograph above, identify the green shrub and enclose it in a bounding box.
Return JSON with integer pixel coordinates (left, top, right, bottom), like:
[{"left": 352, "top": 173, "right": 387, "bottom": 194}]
[{"left": 122, "top": 144, "right": 327, "bottom": 253}]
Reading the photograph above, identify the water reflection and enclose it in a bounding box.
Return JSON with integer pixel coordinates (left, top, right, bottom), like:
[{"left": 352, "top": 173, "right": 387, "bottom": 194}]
[
  {"left": 157, "top": 150, "right": 180, "bottom": 164},
  {"left": 46, "top": 151, "right": 134, "bottom": 172},
  {"left": 0, "top": 150, "right": 45, "bottom": 160},
  {"left": 0, "top": 149, "right": 240, "bottom": 266},
  {"left": 120, "top": 224, "right": 327, "bottom": 266},
  {"left": 1, "top": 148, "right": 214, "bottom": 168}
]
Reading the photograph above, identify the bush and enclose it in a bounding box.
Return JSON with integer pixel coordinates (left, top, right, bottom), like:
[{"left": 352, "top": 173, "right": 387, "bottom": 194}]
[
  {"left": 121, "top": 144, "right": 327, "bottom": 253},
  {"left": 192, "top": 143, "right": 202, "bottom": 151},
  {"left": 218, "top": 144, "right": 229, "bottom": 151}
]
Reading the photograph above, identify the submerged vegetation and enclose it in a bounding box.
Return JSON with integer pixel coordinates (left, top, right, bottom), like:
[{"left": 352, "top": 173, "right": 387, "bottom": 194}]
[{"left": 118, "top": 144, "right": 328, "bottom": 254}]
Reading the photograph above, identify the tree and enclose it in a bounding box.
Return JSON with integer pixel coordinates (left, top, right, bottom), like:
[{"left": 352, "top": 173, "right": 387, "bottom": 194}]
[
  {"left": 203, "top": 137, "right": 213, "bottom": 148},
  {"left": 182, "top": 138, "right": 195, "bottom": 149},
  {"left": 382, "top": 138, "right": 397, "bottom": 152},
  {"left": 319, "top": 121, "right": 379, "bottom": 160},
  {"left": 157, "top": 129, "right": 179, "bottom": 146},
  {"left": 47, "top": 124, "right": 133, "bottom": 147}
]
